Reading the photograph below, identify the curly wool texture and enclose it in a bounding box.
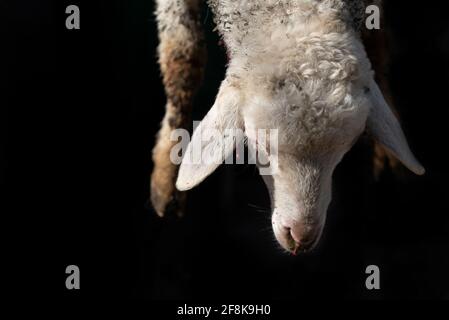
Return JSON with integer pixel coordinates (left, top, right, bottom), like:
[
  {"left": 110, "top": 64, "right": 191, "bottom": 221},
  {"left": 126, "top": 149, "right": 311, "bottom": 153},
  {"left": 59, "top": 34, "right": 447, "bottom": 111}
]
[
  {"left": 208, "top": 0, "right": 369, "bottom": 49},
  {"left": 207, "top": 0, "right": 373, "bottom": 152},
  {"left": 168, "top": 1, "right": 424, "bottom": 253}
]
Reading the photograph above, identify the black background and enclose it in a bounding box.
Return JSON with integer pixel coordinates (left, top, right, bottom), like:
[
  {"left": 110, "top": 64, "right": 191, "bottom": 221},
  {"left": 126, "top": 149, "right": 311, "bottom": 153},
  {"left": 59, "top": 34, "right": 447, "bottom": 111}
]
[{"left": 4, "top": 0, "right": 449, "bottom": 300}]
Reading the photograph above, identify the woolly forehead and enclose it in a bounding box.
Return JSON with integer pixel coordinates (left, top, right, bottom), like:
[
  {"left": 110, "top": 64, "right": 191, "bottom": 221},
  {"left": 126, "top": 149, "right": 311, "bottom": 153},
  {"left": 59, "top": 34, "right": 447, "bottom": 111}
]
[{"left": 241, "top": 72, "right": 371, "bottom": 154}]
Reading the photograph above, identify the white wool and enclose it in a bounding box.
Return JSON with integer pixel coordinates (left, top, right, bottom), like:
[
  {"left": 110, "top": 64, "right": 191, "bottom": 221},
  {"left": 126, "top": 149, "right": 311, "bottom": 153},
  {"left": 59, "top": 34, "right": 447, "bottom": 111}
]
[
  {"left": 173, "top": 0, "right": 424, "bottom": 253},
  {"left": 209, "top": 0, "right": 374, "bottom": 154}
]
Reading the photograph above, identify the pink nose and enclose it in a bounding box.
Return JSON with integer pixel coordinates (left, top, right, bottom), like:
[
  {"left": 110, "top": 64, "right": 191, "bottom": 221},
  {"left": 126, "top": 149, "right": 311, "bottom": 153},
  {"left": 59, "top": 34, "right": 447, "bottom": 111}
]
[{"left": 272, "top": 213, "right": 318, "bottom": 254}]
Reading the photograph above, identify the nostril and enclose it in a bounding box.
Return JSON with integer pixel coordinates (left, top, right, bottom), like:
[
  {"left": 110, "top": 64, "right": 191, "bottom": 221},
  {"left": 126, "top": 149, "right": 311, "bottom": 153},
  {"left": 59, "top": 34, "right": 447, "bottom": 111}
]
[
  {"left": 287, "top": 226, "right": 315, "bottom": 254},
  {"left": 289, "top": 227, "right": 301, "bottom": 244},
  {"left": 284, "top": 227, "right": 300, "bottom": 253}
]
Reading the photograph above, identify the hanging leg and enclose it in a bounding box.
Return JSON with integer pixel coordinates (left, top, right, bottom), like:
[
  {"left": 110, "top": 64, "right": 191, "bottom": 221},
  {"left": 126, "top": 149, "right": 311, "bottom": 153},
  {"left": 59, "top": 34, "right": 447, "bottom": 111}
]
[{"left": 151, "top": 0, "right": 206, "bottom": 217}]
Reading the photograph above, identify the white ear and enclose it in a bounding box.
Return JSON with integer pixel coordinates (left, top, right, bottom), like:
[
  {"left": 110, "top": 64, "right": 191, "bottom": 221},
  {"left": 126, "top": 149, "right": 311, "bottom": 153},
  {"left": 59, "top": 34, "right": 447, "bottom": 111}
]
[
  {"left": 367, "top": 81, "right": 425, "bottom": 175},
  {"left": 176, "top": 80, "right": 244, "bottom": 191}
]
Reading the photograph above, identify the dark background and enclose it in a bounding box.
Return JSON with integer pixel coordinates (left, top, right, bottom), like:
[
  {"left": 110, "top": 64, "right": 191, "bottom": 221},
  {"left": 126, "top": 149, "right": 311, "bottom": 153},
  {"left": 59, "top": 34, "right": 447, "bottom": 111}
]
[{"left": 4, "top": 0, "right": 449, "bottom": 300}]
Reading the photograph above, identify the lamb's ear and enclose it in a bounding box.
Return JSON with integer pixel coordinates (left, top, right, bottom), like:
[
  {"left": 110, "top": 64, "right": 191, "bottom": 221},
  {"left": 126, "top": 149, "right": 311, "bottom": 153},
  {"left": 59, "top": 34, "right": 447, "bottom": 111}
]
[
  {"left": 366, "top": 81, "right": 425, "bottom": 175},
  {"left": 176, "top": 80, "right": 244, "bottom": 191}
]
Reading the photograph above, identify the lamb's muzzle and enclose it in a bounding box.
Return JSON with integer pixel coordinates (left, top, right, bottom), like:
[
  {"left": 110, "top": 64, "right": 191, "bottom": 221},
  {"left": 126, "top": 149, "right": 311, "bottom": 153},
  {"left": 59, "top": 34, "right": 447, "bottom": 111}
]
[{"left": 154, "top": 0, "right": 425, "bottom": 254}]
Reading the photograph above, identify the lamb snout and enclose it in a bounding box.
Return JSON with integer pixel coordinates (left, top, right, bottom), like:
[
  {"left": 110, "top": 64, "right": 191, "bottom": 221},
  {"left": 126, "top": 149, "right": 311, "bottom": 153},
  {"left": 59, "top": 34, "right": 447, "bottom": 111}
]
[{"left": 272, "top": 210, "right": 321, "bottom": 255}]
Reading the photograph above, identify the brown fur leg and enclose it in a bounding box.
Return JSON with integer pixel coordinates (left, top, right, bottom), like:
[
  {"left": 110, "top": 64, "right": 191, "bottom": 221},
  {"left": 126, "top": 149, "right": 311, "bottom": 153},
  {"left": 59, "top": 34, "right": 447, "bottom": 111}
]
[{"left": 151, "top": 0, "right": 206, "bottom": 217}]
